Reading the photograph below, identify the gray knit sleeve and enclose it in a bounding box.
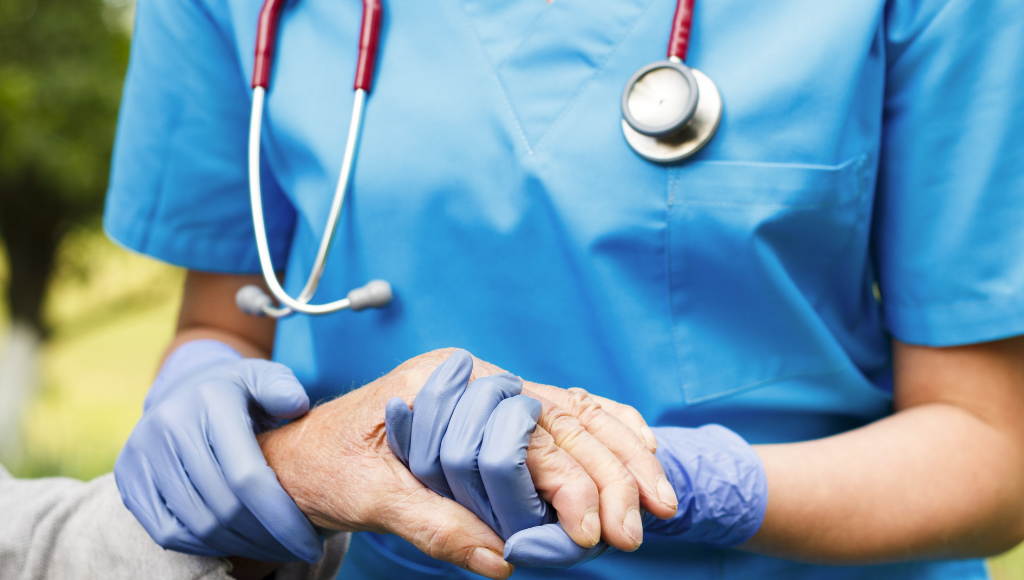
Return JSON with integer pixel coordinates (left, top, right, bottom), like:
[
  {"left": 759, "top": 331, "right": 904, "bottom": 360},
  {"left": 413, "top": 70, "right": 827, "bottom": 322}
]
[{"left": 0, "top": 466, "right": 348, "bottom": 580}]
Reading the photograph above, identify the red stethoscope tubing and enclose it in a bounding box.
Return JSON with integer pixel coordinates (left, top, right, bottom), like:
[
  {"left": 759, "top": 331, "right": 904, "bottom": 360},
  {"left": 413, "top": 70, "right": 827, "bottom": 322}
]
[
  {"left": 251, "top": 0, "right": 383, "bottom": 91},
  {"left": 667, "top": 0, "right": 695, "bottom": 61}
]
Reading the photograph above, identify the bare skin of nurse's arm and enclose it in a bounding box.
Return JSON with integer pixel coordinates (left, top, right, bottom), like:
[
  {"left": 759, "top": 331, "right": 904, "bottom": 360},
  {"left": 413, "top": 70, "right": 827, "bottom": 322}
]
[{"left": 744, "top": 335, "right": 1024, "bottom": 562}]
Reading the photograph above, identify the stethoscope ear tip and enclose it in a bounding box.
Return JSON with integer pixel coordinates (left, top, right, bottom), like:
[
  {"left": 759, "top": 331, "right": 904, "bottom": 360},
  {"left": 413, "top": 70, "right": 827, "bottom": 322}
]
[
  {"left": 237, "top": 284, "right": 273, "bottom": 317},
  {"left": 347, "top": 279, "right": 393, "bottom": 311}
]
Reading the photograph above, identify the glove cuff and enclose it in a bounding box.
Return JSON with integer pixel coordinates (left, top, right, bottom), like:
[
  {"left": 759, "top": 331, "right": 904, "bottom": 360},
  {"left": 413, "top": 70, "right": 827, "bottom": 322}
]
[
  {"left": 646, "top": 425, "right": 768, "bottom": 548},
  {"left": 144, "top": 339, "right": 243, "bottom": 411}
]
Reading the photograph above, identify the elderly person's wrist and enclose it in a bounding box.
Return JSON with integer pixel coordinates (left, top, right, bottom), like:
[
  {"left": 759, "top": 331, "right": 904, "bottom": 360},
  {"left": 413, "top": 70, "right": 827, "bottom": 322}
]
[{"left": 257, "top": 405, "right": 344, "bottom": 530}]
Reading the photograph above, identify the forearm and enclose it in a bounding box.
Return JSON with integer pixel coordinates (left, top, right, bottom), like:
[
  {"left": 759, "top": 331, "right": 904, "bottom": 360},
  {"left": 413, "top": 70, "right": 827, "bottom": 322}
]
[
  {"left": 745, "top": 402, "right": 1024, "bottom": 562},
  {"left": 165, "top": 271, "right": 277, "bottom": 362}
]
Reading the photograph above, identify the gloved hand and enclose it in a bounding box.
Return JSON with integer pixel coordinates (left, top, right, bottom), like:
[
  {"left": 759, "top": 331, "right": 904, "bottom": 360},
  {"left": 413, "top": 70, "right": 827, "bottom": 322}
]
[
  {"left": 503, "top": 424, "right": 768, "bottom": 567},
  {"left": 385, "top": 350, "right": 552, "bottom": 533},
  {"left": 387, "top": 352, "right": 767, "bottom": 568},
  {"left": 114, "top": 339, "right": 323, "bottom": 563},
  {"left": 385, "top": 350, "right": 608, "bottom": 566}
]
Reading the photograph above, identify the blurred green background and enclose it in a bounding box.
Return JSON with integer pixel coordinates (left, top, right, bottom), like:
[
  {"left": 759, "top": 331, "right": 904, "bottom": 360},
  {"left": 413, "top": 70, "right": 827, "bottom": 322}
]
[{"left": 1, "top": 0, "right": 1023, "bottom": 577}]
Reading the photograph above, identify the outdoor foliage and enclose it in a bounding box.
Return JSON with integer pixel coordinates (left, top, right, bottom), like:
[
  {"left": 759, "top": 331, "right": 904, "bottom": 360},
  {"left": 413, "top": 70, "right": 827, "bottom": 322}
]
[{"left": 0, "top": 0, "right": 131, "bottom": 330}]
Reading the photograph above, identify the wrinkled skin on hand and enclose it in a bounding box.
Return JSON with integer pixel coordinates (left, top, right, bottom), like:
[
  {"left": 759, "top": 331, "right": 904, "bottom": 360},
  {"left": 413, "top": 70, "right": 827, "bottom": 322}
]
[
  {"left": 258, "top": 350, "right": 514, "bottom": 579},
  {"left": 258, "top": 349, "right": 675, "bottom": 578}
]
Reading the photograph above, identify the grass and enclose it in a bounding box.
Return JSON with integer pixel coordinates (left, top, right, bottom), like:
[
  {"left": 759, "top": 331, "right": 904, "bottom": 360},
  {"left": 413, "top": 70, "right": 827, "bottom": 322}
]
[{"left": 2, "top": 228, "right": 1024, "bottom": 576}]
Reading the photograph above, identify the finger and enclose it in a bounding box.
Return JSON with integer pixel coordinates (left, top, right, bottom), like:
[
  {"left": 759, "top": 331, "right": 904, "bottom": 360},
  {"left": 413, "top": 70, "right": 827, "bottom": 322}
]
[
  {"left": 564, "top": 388, "right": 675, "bottom": 518},
  {"left": 528, "top": 385, "right": 677, "bottom": 519},
  {"left": 385, "top": 397, "right": 413, "bottom": 467},
  {"left": 479, "top": 396, "right": 552, "bottom": 539},
  {"left": 526, "top": 426, "right": 601, "bottom": 548},
  {"left": 529, "top": 393, "right": 643, "bottom": 551},
  {"left": 383, "top": 486, "right": 513, "bottom": 579},
  {"left": 583, "top": 391, "right": 658, "bottom": 453},
  {"left": 504, "top": 523, "right": 611, "bottom": 569},
  {"left": 208, "top": 388, "right": 324, "bottom": 563},
  {"left": 174, "top": 418, "right": 299, "bottom": 561},
  {"left": 440, "top": 373, "right": 523, "bottom": 532},
  {"left": 114, "top": 445, "right": 222, "bottom": 557},
  {"left": 137, "top": 417, "right": 273, "bottom": 559},
  {"left": 242, "top": 360, "right": 311, "bottom": 420},
  {"left": 408, "top": 349, "right": 474, "bottom": 498}
]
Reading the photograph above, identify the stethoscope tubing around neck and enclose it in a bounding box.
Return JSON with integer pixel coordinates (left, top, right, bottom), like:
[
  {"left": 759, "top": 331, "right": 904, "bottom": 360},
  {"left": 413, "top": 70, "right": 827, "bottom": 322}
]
[
  {"left": 243, "top": 0, "right": 384, "bottom": 318},
  {"left": 247, "top": 87, "right": 367, "bottom": 317}
]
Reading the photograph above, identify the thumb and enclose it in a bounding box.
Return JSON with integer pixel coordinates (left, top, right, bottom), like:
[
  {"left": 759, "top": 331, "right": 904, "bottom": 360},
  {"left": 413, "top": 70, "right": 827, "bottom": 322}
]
[
  {"left": 504, "top": 523, "right": 610, "bottom": 569},
  {"left": 384, "top": 486, "right": 513, "bottom": 579},
  {"left": 242, "top": 360, "right": 311, "bottom": 419}
]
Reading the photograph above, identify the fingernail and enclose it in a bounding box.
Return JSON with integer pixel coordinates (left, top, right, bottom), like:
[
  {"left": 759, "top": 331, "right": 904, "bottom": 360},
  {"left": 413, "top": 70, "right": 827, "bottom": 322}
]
[
  {"left": 581, "top": 509, "right": 601, "bottom": 546},
  {"left": 622, "top": 507, "right": 643, "bottom": 549},
  {"left": 656, "top": 476, "right": 678, "bottom": 511},
  {"left": 641, "top": 425, "right": 658, "bottom": 452},
  {"left": 467, "top": 547, "right": 512, "bottom": 579}
]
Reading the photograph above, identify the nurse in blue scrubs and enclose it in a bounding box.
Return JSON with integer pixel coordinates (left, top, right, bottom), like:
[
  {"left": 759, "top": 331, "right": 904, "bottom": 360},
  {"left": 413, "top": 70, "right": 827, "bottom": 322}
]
[{"left": 105, "top": 0, "right": 1024, "bottom": 578}]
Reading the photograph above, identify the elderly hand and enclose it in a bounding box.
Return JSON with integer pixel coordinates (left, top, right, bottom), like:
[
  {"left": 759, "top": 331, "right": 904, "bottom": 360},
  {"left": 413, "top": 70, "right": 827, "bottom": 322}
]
[
  {"left": 257, "top": 348, "right": 674, "bottom": 576},
  {"left": 387, "top": 351, "right": 767, "bottom": 569},
  {"left": 385, "top": 350, "right": 677, "bottom": 552},
  {"left": 385, "top": 350, "right": 610, "bottom": 568},
  {"left": 468, "top": 355, "right": 680, "bottom": 547},
  {"left": 256, "top": 350, "right": 513, "bottom": 579}
]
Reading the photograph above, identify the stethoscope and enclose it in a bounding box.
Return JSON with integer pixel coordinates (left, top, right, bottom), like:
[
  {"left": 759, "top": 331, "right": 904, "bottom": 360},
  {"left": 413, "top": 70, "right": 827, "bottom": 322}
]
[
  {"left": 237, "top": 0, "right": 393, "bottom": 318},
  {"left": 621, "top": 0, "right": 722, "bottom": 163},
  {"left": 237, "top": 0, "right": 719, "bottom": 318}
]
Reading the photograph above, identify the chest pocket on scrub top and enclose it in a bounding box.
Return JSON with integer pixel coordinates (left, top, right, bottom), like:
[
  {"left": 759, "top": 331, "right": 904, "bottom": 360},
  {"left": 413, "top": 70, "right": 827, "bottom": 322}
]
[{"left": 668, "top": 156, "right": 871, "bottom": 404}]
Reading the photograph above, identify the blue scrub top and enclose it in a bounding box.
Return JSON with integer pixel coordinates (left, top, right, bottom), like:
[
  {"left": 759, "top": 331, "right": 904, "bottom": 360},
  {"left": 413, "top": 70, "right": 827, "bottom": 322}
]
[{"left": 105, "top": 0, "right": 1024, "bottom": 578}]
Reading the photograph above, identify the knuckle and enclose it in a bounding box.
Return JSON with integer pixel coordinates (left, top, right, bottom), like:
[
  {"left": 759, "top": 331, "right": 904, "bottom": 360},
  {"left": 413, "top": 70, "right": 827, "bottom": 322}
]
[
  {"left": 566, "top": 390, "right": 604, "bottom": 426},
  {"left": 440, "top": 445, "right": 476, "bottom": 474},
  {"left": 478, "top": 447, "right": 519, "bottom": 475},
  {"left": 622, "top": 405, "right": 646, "bottom": 426},
  {"left": 152, "top": 406, "right": 180, "bottom": 427},
  {"left": 151, "top": 525, "right": 176, "bottom": 548},
  {"left": 614, "top": 472, "right": 640, "bottom": 495},
  {"left": 190, "top": 512, "right": 222, "bottom": 543},
  {"left": 594, "top": 456, "right": 635, "bottom": 487},
  {"left": 226, "top": 464, "right": 263, "bottom": 492},
  {"left": 547, "top": 412, "right": 587, "bottom": 447},
  {"left": 221, "top": 499, "right": 249, "bottom": 530},
  {"left": 527, "top": 438, "right": 561, "bottom": 465},
  {"left": 423, "top": 522, "right": 459, "bottom": 559}
]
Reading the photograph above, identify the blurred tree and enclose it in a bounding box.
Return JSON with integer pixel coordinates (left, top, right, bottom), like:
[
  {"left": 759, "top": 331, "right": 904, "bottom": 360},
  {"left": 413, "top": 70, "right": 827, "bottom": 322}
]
[
  {"left": 0, "top": 0, "right": 130, "bottom": 331},
  {"left": 0, "top": 0, "right": 131, "bottom": 456}
]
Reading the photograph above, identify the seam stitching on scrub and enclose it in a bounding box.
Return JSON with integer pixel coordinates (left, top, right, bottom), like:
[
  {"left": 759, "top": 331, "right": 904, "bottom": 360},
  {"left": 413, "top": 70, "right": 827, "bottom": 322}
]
[
  {"left": 883, "top": 293, "right": 1024, "bottom": 312},
  {"left": 454, "top": 0, "right": 533, "bottom": 155},
  {"left": 685, "top": 365, "right": 849, "bottom": 406},
  {"left": 495, "top": 5, "right": 558, "bottom": 70},
  {"left": 533, "top": 0, "right": 661, "bottom": 152},
  {"left": 675, "top": 199, "right": 855, "bottom": 210},
  {"left": 665, "top": 166, "right": 690, "bottom": 406},
  {"left": 674, "top": 157, "right": 871, "bottom": 209}
]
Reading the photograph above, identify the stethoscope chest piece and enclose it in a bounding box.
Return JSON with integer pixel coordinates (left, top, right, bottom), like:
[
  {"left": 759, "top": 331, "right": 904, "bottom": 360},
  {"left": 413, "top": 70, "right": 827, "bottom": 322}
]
[
  {"left": 621, "top": 63, "right": 721, "bottom": 163},
  {"left": 622, "top": 0, "right": 721, "bottom": 164}
]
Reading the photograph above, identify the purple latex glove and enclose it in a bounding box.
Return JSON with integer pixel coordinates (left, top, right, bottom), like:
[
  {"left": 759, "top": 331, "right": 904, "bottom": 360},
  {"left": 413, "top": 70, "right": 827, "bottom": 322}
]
[
  {"left": 504, "top": 424, "right": 767, "bottom": 567},
  {"left": 385, "top": 350, "right": 604, "bottom": 567},
  {"left": 114, "top": 339, "right": 322, "bottom": 563},
  {"left": 385, "top": 350, "right": 555, "bottom": 538}
]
